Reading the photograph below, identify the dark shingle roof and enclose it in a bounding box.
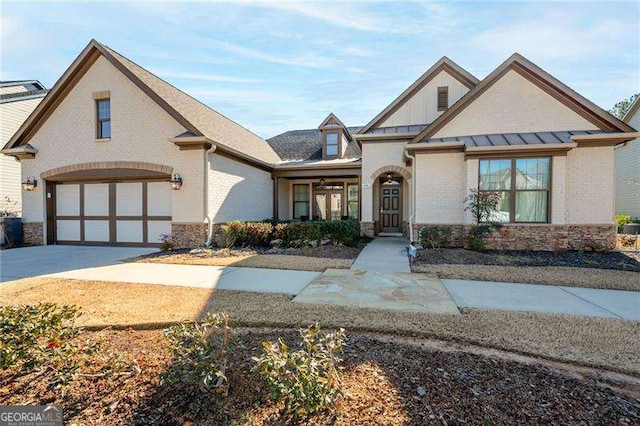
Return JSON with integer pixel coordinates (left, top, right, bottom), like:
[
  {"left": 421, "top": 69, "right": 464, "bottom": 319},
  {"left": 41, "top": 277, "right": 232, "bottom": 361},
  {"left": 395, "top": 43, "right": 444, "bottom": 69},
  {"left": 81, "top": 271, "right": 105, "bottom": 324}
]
[
  {"left": 0, "top": 89, "right": 49, "bottom": 104},
  {"left": 268, "top": 126, "right": 362, "bottom": 161},
  {"left": 420, "top": 130, "right": 608, "bottom": 147}
]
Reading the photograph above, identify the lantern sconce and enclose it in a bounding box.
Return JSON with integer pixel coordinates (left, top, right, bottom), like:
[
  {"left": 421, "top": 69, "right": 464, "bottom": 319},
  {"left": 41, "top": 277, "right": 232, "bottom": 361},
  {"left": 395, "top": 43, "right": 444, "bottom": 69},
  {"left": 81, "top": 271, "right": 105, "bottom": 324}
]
[
  {"left": 169, "top": 173, "right": 183, "bottom": 190},
  {"left": 22, "top": 176, "right": 38, "bottom": 191}
]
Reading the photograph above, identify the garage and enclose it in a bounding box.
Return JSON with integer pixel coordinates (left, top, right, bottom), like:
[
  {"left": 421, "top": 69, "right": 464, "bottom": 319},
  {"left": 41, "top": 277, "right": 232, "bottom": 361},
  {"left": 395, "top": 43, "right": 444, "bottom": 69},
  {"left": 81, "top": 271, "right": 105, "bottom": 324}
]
[{"left": 51, "top": 181, "right": 171, "bottom": 246}]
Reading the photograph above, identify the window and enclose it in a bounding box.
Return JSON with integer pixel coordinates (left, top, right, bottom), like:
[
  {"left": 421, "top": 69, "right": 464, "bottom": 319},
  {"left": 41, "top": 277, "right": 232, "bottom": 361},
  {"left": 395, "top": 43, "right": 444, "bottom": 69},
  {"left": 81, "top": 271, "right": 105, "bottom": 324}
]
[
  {"left": 96, "top": 99, "right": 111, "bottom": 139},
  {"left": 325, "top": 132, "right": 339, "bottom": 157},
  {"left": 437, "top": 86, "right": 448, "bottom": 111},
  {"left": 293, "top": 184, "right": 310, "bottom": 220},
  {"left": 479, "top": 157, "right": 550, "bottom": 223},
  {"left": 347, "top": 184, "right": 359, "bottom": 219}
]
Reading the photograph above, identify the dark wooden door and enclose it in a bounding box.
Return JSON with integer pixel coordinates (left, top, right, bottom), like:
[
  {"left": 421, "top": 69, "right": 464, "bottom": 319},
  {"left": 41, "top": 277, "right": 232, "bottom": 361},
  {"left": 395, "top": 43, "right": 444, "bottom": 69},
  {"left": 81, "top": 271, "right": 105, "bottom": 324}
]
[{"left": 380, "top": 185, "right": 401, "bottom": 233}]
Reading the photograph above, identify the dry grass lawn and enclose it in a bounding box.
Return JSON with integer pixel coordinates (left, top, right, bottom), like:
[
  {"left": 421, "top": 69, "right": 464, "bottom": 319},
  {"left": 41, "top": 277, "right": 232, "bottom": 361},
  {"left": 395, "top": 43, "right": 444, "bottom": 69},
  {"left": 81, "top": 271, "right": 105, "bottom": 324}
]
[
  {"left": 2, "top": 277, "right": 638, "bottom": 374},
  {"left": 411, "top": 264, "right": 640, "bottom": 291},
  {"left": 137, "top": 253, "right": 352, "bottom": 271}
]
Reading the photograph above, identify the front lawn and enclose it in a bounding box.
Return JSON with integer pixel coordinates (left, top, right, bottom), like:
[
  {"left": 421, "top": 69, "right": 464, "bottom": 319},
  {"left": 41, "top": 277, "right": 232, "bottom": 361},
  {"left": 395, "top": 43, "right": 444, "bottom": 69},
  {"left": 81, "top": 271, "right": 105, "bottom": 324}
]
[
  {"left": 3, "top": 327, "right": 638, "bottom": 425},
  {"left": 412, "top": 249, "right": 640, "bottom": 291},
  {"left": 2, "top": 277, "right": 638, "bottom": 374},
  {"left": 132, "top": 245, "right": 361, "bottom": 271}
]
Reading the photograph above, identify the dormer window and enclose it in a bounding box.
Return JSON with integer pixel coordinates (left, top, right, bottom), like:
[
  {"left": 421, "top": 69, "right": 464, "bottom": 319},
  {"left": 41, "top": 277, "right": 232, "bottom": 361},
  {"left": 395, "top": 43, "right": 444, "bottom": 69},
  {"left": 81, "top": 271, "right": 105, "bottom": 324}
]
[
  {"left": 324, "top": 132, "right": 339, "bottom": 157},
  {"left": 437, "top": 86, "right": 449, "bottom": 111}
]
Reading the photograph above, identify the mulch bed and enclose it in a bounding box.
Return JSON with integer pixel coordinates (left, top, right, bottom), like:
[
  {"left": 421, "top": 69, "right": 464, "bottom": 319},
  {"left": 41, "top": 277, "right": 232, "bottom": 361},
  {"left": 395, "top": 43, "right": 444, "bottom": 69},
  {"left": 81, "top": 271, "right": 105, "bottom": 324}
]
[
  {"left": 414, "top": 248, "right": 640, "bottom": 272},
  {"left": 2, "top": 329, "right": 638, "bottom": 425},
  {"left": 136, "top": 244, "right": 364, "bottom": 262}
]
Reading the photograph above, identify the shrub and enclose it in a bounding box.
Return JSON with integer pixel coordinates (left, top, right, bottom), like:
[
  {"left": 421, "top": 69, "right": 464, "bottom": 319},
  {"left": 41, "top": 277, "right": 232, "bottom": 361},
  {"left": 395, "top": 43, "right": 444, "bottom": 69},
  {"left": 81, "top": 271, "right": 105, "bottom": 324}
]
[
  {"left": 316, "top": 220, "right": 360, "bottom": 246},
  {"left": 418, "top": 225, "right": 452, "bottom": 249},
  {"left": 162, "top": 312, "right": 232, "bottom": 396},
  {"left": 273, "top": 221, "right": 323, "bottom": 246},
  {"left": 252, "top": 325, "right": 346, "bottom": 420},
  {"left": 0, "top": 303, "right": 100, "bottom": 386},
  {"left": 222, "top": 221, "right": 273, "bottom": 247},
  {"left": 466, "top": 224, "right": 498, "bottom": 252},
  {"left": 212, "top": 230, "right": 237, "bottom": 249},
  {"left": 615, "top": 214, "right": 632, "bottom": 233},
  {"left": 159, "top": 233, "right": 176, "bottom": 251}
]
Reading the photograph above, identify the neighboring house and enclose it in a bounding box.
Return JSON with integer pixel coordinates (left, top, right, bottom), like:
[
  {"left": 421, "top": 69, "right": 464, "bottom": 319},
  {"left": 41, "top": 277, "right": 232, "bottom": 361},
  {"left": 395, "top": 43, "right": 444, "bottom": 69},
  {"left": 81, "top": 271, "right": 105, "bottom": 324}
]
[
  {"left": 0, "top": 80, "right": 48, "bottom": 215},
  {"left": 615, "top": 97, "right": 640, "bottom": 219},
  {"left": 2, "top": 40, "right": 637, "bottom": 250}
]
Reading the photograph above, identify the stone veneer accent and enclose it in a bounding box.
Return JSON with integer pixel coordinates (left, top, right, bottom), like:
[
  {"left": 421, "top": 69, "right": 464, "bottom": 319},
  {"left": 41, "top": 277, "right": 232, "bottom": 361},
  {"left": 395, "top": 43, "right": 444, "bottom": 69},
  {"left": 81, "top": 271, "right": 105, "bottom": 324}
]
[
  {"left": 360, "top": 221, "right": 375, "bottom": 237},
  {"left": 412, "top": 223, "right": 616, "bottom": 251},
  {"left": 23, "top": 222, "right": 44, "bottom": 246},
  {"left": 171, "top": 223, "right": 207, "bottom": 248}
]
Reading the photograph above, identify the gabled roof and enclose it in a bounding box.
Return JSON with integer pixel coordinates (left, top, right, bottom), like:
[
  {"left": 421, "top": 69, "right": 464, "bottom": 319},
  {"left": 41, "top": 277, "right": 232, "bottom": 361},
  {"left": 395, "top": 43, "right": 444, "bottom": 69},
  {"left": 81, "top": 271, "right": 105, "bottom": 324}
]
[
  {"left": 267, "top": 126, "right": 362, "bottom": 162},
  {"left": 411, "top": 53, "right": 635, "bottom": 143},
  {"left": 318, "top": 112, "right": 355, "bottom": 143},
  {"left": 622, "top": 96, "right": 640, "bottom": 124},
  {"left": 358, "top": 56, "right": 479, "bottom": 134},
  {"left": 3, "top": 40, "right": 281, "bottom": 166},
  {"left": 0, "top": 80, "right": 46, "bottom": 90},
  {"left": 0, "top": 89, "right": 48, "bottom": 104}
]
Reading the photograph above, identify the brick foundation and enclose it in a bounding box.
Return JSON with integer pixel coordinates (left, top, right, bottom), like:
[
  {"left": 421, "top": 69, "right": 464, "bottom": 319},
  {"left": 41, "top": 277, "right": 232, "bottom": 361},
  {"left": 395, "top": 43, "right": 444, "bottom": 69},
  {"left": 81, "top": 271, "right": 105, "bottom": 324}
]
[
  {"left": 412, "top": 223, "right": 616, "bottom": 252},
  {"left": 171, "top": 223, "right": 207, "bottom": 248},
  {"left": 360, "top": 221, "right": 375, "bottom": 237},
  {"left": 23, "top": 222, "right": 44, "bottom": 246}
]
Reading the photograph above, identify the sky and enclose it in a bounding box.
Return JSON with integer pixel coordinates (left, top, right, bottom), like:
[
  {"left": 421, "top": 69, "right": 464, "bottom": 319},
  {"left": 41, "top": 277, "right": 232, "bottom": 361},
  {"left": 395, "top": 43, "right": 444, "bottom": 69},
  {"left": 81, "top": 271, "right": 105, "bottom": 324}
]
[{"left": 2, "top": 1, "right": 639, "bottom": 138}]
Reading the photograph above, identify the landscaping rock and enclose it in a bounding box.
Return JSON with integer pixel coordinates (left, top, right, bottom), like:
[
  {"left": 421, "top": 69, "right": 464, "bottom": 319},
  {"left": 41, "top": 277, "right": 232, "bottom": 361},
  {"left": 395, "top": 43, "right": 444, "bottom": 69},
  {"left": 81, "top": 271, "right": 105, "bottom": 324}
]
[{"left": 269, "top": 239, "right": 283, "bottom": 248}]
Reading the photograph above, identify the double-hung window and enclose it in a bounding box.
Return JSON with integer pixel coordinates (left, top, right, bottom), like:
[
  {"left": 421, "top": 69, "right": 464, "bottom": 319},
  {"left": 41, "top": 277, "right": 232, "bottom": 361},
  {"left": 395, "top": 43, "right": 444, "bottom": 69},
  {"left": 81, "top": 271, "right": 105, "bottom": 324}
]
[
  {"left": 479, "top": 157, "right": 550, "bottom": 223},
  {"left": 96, "top": 99, "right": 111, "bottom": 139},
  {"left": 325, "top": 132, "right": 339, "bottom": 157},
  {"left": 293, "top": 184, "right": 310, "bottom": 220}
]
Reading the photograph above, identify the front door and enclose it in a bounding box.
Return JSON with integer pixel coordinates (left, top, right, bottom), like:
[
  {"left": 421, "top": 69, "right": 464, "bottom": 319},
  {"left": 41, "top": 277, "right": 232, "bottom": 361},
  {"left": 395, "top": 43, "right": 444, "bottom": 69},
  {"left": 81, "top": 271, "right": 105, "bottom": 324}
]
[
  {"left": 380, "top": 183, "right": 402, "bottom": 233},
  {"left": 314, "top": 190, "right": 342, "bottom": 220}
]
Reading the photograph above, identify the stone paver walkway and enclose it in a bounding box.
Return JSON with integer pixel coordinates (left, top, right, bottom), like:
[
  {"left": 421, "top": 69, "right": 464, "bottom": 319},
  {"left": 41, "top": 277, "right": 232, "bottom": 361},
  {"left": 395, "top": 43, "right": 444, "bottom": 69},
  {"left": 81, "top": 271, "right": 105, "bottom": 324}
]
[
  {"left": 350, "top": 237, "right": 410, "bottom": 273},
  {"left": 293, "top": 269, "right": 459, "bottom": 314}
]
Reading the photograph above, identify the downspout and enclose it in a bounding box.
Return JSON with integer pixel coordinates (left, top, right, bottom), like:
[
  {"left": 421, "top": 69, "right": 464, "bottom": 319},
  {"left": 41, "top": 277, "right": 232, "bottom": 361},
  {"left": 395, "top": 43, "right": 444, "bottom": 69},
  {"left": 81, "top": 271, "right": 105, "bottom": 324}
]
[
  {"left": 404, "top": 147, "right": 417, "bottom": 243},
  {"left": 204, "top": 144, "right": 217, "bottom": 247}
]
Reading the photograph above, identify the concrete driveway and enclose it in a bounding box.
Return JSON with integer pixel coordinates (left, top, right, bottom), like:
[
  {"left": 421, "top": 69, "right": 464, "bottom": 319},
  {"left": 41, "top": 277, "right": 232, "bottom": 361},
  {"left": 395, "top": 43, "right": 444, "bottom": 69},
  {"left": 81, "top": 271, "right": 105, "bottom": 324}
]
[{"left": 0, "top": 245, "right": 157, "bottom": 282}]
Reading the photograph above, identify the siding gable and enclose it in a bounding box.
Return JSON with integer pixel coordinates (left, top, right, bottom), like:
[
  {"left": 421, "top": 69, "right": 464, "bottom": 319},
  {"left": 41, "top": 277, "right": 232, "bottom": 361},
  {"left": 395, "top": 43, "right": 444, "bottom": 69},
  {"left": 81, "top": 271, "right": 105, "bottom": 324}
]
[{"left": 432, "top": 69, "right": 598, "bottom": 139}]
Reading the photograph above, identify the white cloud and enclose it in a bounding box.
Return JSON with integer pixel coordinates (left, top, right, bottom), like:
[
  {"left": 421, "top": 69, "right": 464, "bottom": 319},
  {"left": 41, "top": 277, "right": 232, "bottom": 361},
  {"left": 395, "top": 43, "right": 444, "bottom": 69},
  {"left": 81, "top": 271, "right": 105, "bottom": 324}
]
[{"left": 151, "top": 69, "right": 263, "bottom": 84}]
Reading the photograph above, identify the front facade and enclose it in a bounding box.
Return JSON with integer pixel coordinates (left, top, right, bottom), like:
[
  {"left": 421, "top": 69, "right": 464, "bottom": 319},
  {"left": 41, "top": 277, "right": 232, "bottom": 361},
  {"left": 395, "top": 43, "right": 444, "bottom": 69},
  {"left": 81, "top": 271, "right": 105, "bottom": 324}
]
[
  {"left": 0, "top": 80, "right": 48, "bottom": 216},
  {"left": 615, "top": 97, "right": 640, "bottom": 218},
  {"left": 3, "top": 40, "right": 636, "bottom": 250}
]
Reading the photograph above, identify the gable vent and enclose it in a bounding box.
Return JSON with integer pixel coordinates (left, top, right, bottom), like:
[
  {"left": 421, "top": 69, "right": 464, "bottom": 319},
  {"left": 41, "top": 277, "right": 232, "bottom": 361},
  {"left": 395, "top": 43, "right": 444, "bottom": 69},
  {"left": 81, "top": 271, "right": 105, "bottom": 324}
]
[{"left": 437, "top": 86, "right": 449, "bottom": 111}]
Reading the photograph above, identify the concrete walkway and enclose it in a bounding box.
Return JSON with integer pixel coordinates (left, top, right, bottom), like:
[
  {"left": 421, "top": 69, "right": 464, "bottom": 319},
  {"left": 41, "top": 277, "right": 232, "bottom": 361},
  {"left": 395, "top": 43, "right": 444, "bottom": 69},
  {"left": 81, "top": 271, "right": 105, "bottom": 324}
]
[
  {"left": 351, "top": 237, "right": 410, "bottom": 273},
  {"left": 443, "top": 279, "right": 640, "bottom": 320},
  {"left": 43, "top": 263, "right": 318, "bottom": 295}
]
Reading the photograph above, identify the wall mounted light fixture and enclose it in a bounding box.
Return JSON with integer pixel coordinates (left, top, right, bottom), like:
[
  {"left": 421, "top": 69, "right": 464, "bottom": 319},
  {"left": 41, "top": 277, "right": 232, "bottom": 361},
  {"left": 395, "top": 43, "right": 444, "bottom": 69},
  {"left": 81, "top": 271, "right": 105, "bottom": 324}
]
[
  {"left": 169, "top": 173, "right": 183, "bottom": 190},
  {"left": 22, "top": 176, "right": 37, "bottom": 191}
]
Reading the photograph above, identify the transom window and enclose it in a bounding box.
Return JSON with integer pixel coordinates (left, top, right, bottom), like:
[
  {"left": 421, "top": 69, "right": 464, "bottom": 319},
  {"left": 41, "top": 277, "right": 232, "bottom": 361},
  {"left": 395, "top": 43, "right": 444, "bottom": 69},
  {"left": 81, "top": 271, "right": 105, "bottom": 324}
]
[
  {"left": 479, "top": 157, "right": 550, "bottom": 223},
  {"left": 96, "top": 99, "right": 111, "bottom": 139},
  {"left": 325, "top": 132, "right": 339, "bottom": 157}
]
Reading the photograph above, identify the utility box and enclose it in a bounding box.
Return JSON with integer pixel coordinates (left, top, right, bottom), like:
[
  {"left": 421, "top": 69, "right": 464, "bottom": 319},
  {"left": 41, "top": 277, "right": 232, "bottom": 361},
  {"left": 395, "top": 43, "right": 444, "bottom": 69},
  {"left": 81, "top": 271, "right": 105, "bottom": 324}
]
[{"left": 1, "top": 217, "right": 23, "bottom": 247}]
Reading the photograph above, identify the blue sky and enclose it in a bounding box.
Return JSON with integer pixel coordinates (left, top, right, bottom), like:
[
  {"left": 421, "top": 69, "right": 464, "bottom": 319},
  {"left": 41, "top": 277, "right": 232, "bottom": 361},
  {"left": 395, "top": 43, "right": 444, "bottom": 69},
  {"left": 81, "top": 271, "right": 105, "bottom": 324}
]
[{"left": 2, "top": 1, "right": 638, "bottom": 138}]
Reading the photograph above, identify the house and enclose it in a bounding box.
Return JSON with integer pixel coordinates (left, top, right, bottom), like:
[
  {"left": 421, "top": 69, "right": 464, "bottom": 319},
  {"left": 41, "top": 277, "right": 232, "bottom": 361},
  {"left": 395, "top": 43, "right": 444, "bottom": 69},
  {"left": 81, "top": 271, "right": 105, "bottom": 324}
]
[
  {"left": 0, "top": 80, "right": 48, "bottom": 216},
  {"left": 615, "top": 97, "right": 640, "bottom": 219},
  {"left": 3, "top": 40, "right": 637, "bottom": 250}
]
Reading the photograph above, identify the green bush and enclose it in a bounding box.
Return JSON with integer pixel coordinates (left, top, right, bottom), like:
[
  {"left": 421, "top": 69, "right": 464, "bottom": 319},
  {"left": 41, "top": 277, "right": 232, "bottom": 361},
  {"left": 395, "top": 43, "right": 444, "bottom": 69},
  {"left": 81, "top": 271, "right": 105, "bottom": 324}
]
[
  {"left": 162, "top": 312, "right": 232, "bottom": 396},
  {"left": 222, "top": 221, "right": 273, "bottom": 247},
  {"left": 159, "top": 233, "right": 176, "bottom": 251},
  {"left": 418, "top": 225, "right": 452, "bottom": 249},
  {"left": 466, "top": 224, "right": 498, "bottom": 252},
  {"left": 316, "top": 220, "right": 361, "bottom": 246},
  {"left": 252, "top": 325, "right": 346, "bottom": 420},
  {"left": 0, "top": 303, "right": 100, "bottom": 386},
  {"left": 615, "top": 214, "right": 632, "bottom": 233}
]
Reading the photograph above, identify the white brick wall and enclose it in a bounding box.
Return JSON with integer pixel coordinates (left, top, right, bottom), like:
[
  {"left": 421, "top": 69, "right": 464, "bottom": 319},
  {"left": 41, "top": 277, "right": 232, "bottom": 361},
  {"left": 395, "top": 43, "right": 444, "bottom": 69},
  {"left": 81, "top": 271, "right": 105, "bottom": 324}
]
[
  {"left": 433, "top": 70, "right": 599, "bottom": 138},
  {"left": 380, "top": 70, "right": 471, "bottom": 127},
  {"left": 19, "top": 56, "right": 207, "bottom": 237},
  {"left": 565, "top": 146, "right": 615, "bottom": 224},
  {"left": 361, "top": 141, "right": 410, "bottom": 222},
  {"left": 414, "top": 152, "right": 466, "bottom": 223},
  {"left": 207, "top": 153, "right": 273, "bottom": 222}
]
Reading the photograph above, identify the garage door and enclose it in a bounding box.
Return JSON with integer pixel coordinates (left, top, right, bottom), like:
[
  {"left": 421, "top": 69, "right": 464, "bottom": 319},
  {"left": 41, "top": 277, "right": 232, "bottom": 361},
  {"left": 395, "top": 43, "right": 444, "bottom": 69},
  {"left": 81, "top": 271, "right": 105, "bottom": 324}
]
[{"left": 54, "top": 181, "right": 171, "bottom": 246}]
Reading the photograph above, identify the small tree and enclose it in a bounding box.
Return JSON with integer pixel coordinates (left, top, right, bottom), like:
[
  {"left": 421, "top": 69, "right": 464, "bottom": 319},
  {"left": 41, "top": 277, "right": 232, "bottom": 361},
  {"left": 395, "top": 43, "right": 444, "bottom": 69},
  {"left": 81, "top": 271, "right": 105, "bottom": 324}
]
[
  {"left": 608, "top": 93, "right": 639, "bottom": 119},
  {"left": 464, "top": 189, "right": 501, "bottom": 224},
  {"left": 464, "top": 189, "right": 502, "bottom": 251}
]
